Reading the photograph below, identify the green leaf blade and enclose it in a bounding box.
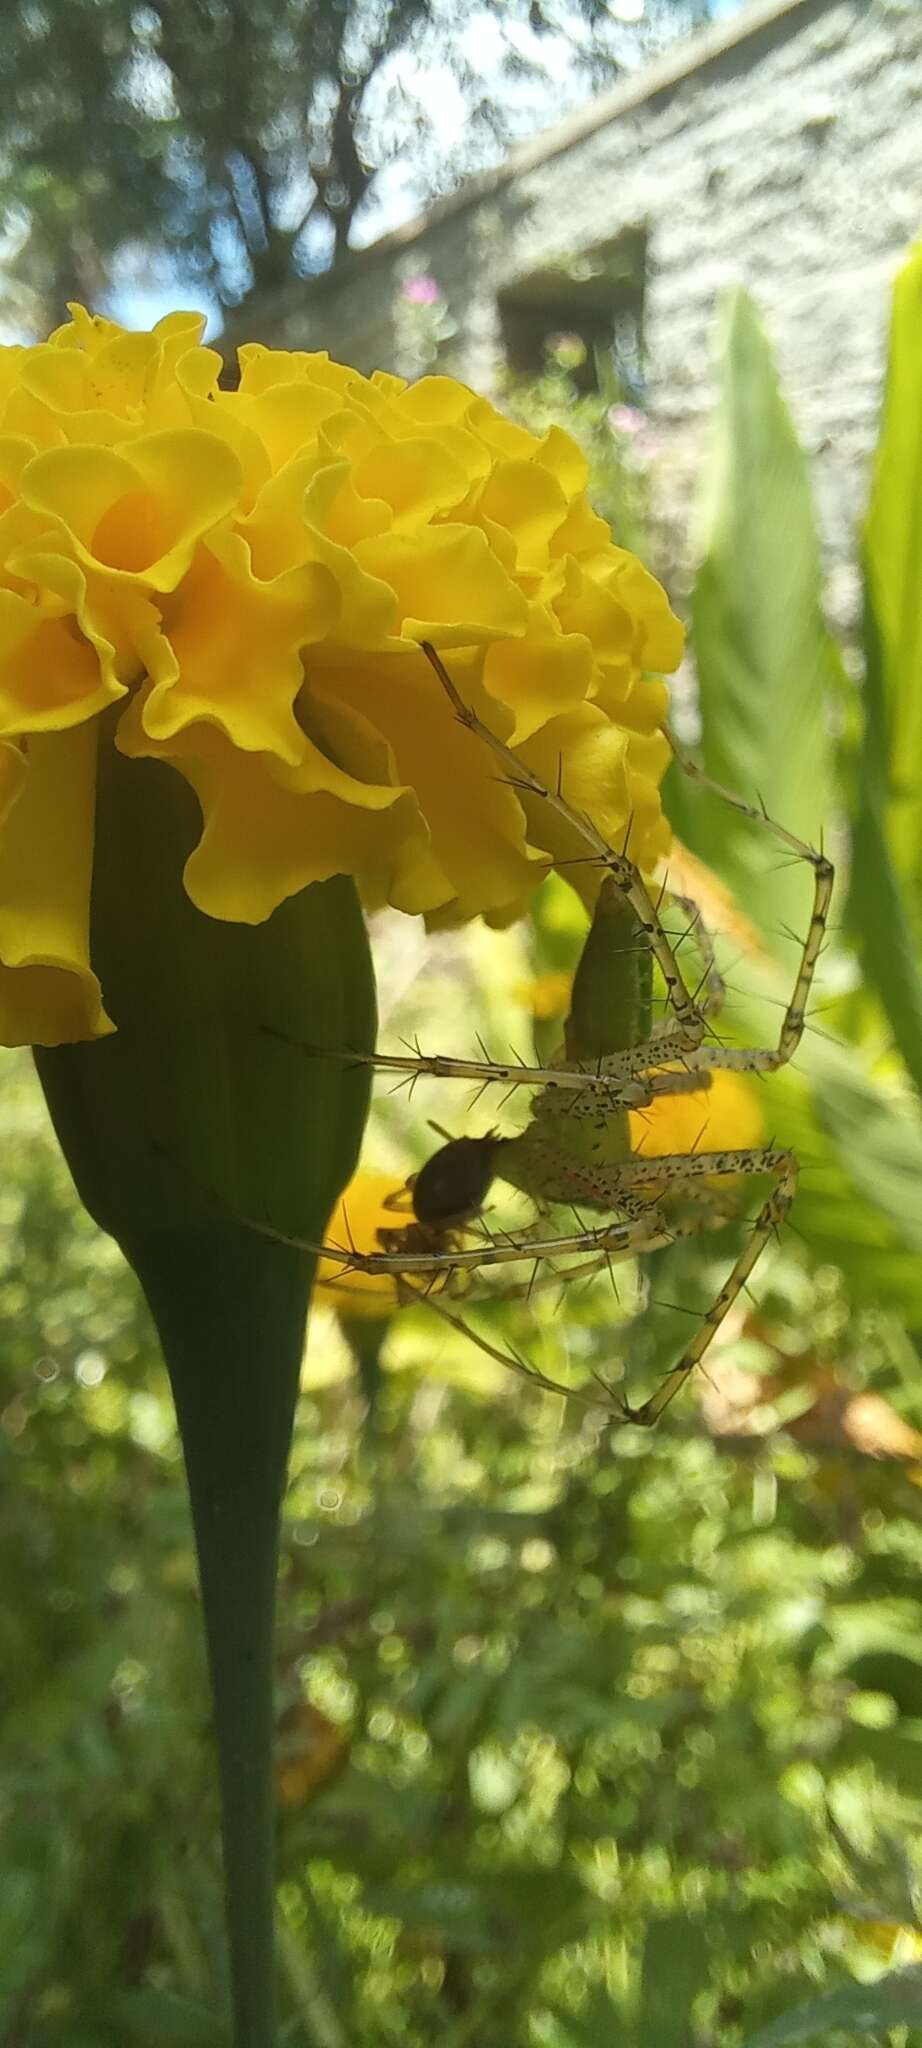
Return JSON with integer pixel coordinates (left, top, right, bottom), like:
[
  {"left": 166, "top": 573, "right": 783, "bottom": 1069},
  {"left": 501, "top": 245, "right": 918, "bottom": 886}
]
[
  {"left": 743, "top": 1964, "right": 922, "bottom": 2046},
  {"left": 686, "top": 287, "right": 839, "bottom": 947}
]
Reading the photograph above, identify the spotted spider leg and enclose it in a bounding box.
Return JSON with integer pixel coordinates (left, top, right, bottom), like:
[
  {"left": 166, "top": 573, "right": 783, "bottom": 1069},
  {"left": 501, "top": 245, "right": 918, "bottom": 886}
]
[
  {"left": 260, "top": 1025, "right": 790, "bottom": 1427},
  {"left": 659, "top": 889, "right": 726, "bottom": 1024},
  {"left": 260, "top": 864, "right": 726, "bottom": 1128},
  {"left": 424, "top": 642, "right": 832, "bottom": 1087},
  {"left": 662, "top": 733, "right": 834, "bottom": 1083},
  {"left": 257, "top": 696, "right": 729, "bottom": 1131},
  {"left": 370, "top": 649, "right": 826, "bottom": 1420},
  {"left": 256, "top": 652, "right": 828, "bottom": 1425},
  {"left": 422, "top": 641, "right": 712, "bottom": 1061},
  {"left": 389, "top": 1150, "right": 784, "bottom": 1417},
  {"left": 497, "top": 1136, "right": 797, "bottom": 1419},
  {"left": 263, "top": 1022, "right": 704, "bottom": 1113},
  {"left": 243, "top": 1204, "right": 680, "bottom": 1281},
  {"left": 618, "top": 1150, "right": 799, "bottom": 1425}
]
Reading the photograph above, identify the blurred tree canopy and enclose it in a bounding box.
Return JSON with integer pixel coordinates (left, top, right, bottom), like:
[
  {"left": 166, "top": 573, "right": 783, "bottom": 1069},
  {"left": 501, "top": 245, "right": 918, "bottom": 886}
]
[{"left": 0, "top": 0, "right": 715, "bottom": 330}]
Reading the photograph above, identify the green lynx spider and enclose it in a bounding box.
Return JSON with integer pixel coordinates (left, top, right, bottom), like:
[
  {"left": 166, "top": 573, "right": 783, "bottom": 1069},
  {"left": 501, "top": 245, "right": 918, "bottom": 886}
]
[{"left": 274, "top": 644, "right": 834, "bottom": 1426}]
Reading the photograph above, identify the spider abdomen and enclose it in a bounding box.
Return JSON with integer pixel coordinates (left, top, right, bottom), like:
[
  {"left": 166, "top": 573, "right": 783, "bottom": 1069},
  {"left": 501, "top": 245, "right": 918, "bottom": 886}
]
[{"left": 412, "top": 1134, "right": 502, "bottom": 1228}]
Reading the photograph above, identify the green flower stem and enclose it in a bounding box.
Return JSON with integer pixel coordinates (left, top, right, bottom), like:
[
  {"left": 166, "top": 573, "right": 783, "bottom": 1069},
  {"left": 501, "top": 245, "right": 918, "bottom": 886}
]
[
  {"left": 36, "top": 717, "right": 375, "bottom": 2045},
  {"left": 342, "top": 1314, "right": 388, "bottom": 1425},
  {"left": 136, "top": 1225, "right": 309, "bottom": 2044}
]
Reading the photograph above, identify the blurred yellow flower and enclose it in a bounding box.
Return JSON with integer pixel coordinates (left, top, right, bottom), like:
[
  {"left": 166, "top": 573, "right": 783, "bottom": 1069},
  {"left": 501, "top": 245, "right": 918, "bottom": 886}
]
[
  {"left": 315, "top": 1168, "right": 404, "bottom": 1318},
  {"left": 0, "top": 306, "right": 682, "bottom": 1048},
  {"left": 629, "top": 1068, "right": 764, "bottom": 1158},
  {"left": 517, "top": 969, "right": 574, "bottom": 1020}
]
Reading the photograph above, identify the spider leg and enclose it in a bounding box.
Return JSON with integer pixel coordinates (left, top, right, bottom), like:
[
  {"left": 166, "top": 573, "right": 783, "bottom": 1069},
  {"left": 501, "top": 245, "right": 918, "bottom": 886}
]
[
  {"left": 618, "top": 1148, "right": 798, "bottom": 1427},
  {"left": 450, "top": 1192, "right": 674, "bottom": 1303},
  {"left": 471, "top": 1139, "right": 795, "bottom": 1421},
  {"left": 554, "top": 1064, "right": 716, "bottom": 1126},
  {"left": 244, "top": 1206, "right": 679, "bottom": 1278},
  {"left": 262, "top": 1024, "right": 698, "bottom": 1109},
  {"left": 664, "top": 729, "right": 834, "bottom": 1077},
  {"left": 401, "top": 1283, "right": 621, "bottom": 1408},
  {"left": 403, "top": 1173, "right": 773, "bottom": 1417},
  {"left": 398, "top": 1204, "right": 677, "bottom": 1410},
  {"left": 459, "top": 1248, "right": 625, "bottom": 1306},
  {"left": 496, "top": 1142, "right": 793, "bottom": 1215},
  {"left": 660, "top": 888, "right": 726, "bottom": 1021},
  {"left": 597, "top": 1144, "right": 794, "bottom": 1199},
  {"left": 422, "top": 642, "right": 709, "bottom": 1057}
]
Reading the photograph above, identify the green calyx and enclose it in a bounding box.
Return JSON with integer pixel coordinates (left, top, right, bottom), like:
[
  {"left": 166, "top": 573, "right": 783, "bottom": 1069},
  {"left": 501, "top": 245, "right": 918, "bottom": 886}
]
[
  {"left": 565, "top": 874, "right": 652, "bottom": 1062},
  {"left": 35, "top": 716, "right": 376, "bottom": 2046},
  {"left": 508, "top": 876, "right": 650, "bottom": 1185}
]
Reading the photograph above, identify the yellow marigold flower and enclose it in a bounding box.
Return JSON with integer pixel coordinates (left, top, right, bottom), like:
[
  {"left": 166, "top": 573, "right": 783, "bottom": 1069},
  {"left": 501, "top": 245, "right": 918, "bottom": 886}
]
[
  {"left": 517, "top": 969, "right": 574, "bottom": 1021},
  {"left": 0, "top": 307, "right": 682, "bottom": 1048},
  {"left": 315, "top": 1168, "right": 404, "bottom": 1318},
  {"left": 629, "top": 1068, "right": 764, "bottom": 1158}
]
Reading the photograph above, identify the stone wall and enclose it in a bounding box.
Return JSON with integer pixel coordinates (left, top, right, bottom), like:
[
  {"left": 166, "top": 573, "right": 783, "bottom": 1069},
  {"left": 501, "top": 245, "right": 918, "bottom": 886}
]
[{"left": 225, "top": 0, "right": 922, "bottom": 591}]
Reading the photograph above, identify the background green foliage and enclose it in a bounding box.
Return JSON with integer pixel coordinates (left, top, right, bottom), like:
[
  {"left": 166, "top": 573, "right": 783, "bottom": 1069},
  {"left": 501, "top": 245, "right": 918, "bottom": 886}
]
[
  {"left": 5, "top": 1052, "right": 922, "bottom": 2048},
  {"left": 3, "top": 250, "right": 922, "bottom": 2045}
]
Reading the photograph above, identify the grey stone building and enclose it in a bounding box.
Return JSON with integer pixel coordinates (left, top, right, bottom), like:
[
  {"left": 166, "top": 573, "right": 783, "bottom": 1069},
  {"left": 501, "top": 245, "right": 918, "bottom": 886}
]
[{"left": 224, "top": 0, "right": 922, "bottom": 578}]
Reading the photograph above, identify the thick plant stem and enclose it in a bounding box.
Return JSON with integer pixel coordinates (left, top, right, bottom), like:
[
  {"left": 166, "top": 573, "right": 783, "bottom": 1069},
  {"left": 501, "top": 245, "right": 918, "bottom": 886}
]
[
  {"left": 34, "top": 723, "right": 375, "bottom": 2043},
  {"left": 135, "top": 1227, "right": 310, "bottom": 2044}
]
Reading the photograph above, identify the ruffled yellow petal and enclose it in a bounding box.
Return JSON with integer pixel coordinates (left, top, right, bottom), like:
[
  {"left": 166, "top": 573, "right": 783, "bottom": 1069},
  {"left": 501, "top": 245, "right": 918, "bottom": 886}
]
[
  {"left": 533, "top": 424, "right": 590, "bottom": 496},
  {"left": 243, "top": 459, "right": 395, "bottom": 609},
  {"left": 9, "top": 541, "right": 162, "bottom": 699},
  {"left": 21, "top": 431, "right": 242, "bottom": 589},
  {"left": 325, "top": 651, "right": 543, "bottom": 918},
  {"left": 384, "top": 375, "right": 472, "bottom": 428},
  {"left": 467, "top": 399, "right": 542, "bottom": 461},
  {"left": 118, "top": 699, "right": 427, "bottom": 924},
  {"left": 17, "top": 347, "right": 136, "bottom": 448},
  {"left": 549, "top": 496, "right": 616, "bottom": 561},
  {"left": 232, "top": 378, "right": 355, "bottom": 474},
  {"left": 599, "top": 670, "right": 671, "bottom": 735},
  {"left": 38, "top": 309, "right": 208, "bottom": 442},
  {"left": 177, "top": 383, "right": 272, "bottom": 513},
  {"left": 355, "top": 525, "right": 528, "bottom": 649},
  {"left": 0, "top": 348, "right": 28, "bottom": 417},
  {"left": 52, "top": 305, "right": 131, "bottom": 353},
  {"left": 0, "top": 437, "right": 39, "bottom": 513},
  {"left": 140, "top": 529, "right": 340, "bottom": 763},
  {"left": 0, "top": 586, "right": 118, "bottom": 735},
  {"left": 609, "top": 550, "right": 686, "bottom": 671},
  {"left": 236, "top": 344, "right": 357, "bottom": 401},
  {"left": 303, "top": 462, "right": 393, "bottom": 551},
  {"left": 352, "top": 433, "right": 475, "bottom": 528},
  {"left": 375, "top": 386, "right": 492, "bottom": 490},
  {"left": 0, "top": 723, "right": 111, "bottom": 1044},
  {"left": 482, "top": 603, "right": 593, "bottom": 745},
  {"left": 517, "top": 705, "right": 672, "bottom": 900},
  {"left": 551, "top": 555, "right": 636, "bottom": 667},
  {"left": 0, "top": 378, "right": 66, "bottom": 453},
  {"left": 475, "top": 459, "right": 570, "bottom": 572}
]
